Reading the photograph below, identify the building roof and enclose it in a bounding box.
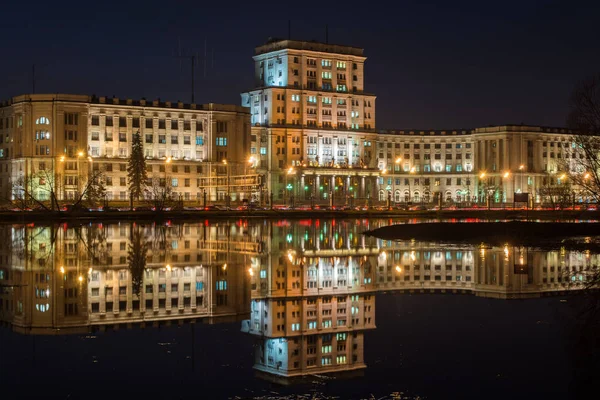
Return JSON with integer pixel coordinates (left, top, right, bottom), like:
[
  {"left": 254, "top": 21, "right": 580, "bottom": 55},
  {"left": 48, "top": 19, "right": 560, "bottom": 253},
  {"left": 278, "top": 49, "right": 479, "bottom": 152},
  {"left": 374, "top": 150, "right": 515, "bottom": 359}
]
[
  {"left": 255, "top": 38, "right": 365, "bottom": 57},
  {"left": 1, "top": 94, "right": 249, "bottom": 114},
  {"left": 378, "top": 124, "right": 577, "bottom": 137}
]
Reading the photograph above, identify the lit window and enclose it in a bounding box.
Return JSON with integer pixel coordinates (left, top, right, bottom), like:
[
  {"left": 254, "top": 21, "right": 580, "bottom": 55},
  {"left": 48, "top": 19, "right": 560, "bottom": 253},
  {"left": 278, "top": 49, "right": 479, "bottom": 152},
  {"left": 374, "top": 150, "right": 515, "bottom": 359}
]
[{"left": 35, "top": 117, "right": 50, "bottom": 125}]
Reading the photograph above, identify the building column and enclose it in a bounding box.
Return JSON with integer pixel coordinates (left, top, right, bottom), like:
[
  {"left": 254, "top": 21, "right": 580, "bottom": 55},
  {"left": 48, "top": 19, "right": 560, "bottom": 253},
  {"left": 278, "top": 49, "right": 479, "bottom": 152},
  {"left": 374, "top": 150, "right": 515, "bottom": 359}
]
[{"left": 361, "top": 176, "right": 365, "bottom": 199}]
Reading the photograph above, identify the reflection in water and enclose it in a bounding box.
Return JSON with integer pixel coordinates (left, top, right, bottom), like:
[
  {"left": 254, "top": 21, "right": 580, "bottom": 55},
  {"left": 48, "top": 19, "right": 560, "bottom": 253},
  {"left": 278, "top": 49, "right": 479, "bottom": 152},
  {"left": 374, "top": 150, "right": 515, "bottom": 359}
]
[{"left": 0, "top": 219, "right": 596, "bottom": 383}]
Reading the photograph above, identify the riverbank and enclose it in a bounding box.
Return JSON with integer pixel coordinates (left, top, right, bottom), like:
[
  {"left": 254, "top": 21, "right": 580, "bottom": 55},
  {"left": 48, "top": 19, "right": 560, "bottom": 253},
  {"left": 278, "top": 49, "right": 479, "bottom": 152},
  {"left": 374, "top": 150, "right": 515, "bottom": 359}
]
[
  {"left": 0, "top": 208, "right": 598, "bottom": 223},
  {"left": 364, "top": 221, "right": 600, "bottom": 249}
]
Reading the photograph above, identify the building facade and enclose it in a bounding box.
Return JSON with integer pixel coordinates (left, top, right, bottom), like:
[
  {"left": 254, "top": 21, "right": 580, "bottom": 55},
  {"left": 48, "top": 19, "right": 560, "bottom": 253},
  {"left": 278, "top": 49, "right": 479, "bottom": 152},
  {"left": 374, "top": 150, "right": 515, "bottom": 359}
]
[
  {"left": 241, "top": 39, "right": 381, "bottom": 205},
  {"left": 241, "top": 38, "right": 590, "bottom": 206},
  {"left": 0, "top": 94, "right": 256, "bottom": 204},
  {"left": 0, "top": 39, "right": 592, "bottom": 207}
]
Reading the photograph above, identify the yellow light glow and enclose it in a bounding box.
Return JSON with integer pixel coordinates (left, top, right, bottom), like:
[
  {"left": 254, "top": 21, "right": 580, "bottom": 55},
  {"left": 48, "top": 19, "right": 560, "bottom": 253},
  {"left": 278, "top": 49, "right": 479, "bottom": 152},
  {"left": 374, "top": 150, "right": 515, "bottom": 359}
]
[
  {"left": 222, "top": 263, "right": 227, "bottom": 270},
  {"left": 410, "top": 251, "right": 416, "bottom": 261},
  {"left": 395, "top": 266, "right": 401, "bottom": 273},
  {"left": 560, "top": 174, "right": 566, "bottom": 180},
  {"left": 410, "top": 167, "right": 416, "bottom": 173},
  {"left": 479, "top": 172, "right": 486, "bottom": 179},
  {"left": 503, "top": 245, "right": 509, "bottom": 259},
  {"left": 288, "top": 253, "right": 294, "bottom": 262},
  {"left": 248, "top": 267, "right": 254, "bottom": 276},
  {"left": 166, "top": 264, "right": 171, "bottom": 271},
  {"left": 519, "top": 165, "right": 525, "bottom": 171},
  {"left": 395, "top": 157, "right": 402, "bottom": 164},
  {"left": 78, "top": 275, "right": 83, "bottom": 282},
  {"left": 88, "top": 268, "right": 93, "bottom": 274},
  {"left": 77, "top": 151, "right": 84, "bottom": 157},
  {"left": 59, "top": 156, "right": 65, "bottom": 162},
  {"left": 59, "top": 266, "right": 65, "bottom": 274},
  {"left": 503, "top": 171, "right": 510, "bottom": 178},
  {"left": 381, "top": 251, "right": 387, "bottom": 260},
  {"left": 166, "top": 157, "right": 172, "bottom": 164},
  {"left": 584, "top": 173, "right": 591, "bottom": 180}
]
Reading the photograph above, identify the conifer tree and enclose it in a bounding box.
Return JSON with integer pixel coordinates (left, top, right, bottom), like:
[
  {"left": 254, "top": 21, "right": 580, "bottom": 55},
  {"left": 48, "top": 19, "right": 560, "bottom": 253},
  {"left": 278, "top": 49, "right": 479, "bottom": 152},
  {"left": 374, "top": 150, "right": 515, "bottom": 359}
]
[{"left": 127, "top": 131, "right": 147, "bottom": 201}]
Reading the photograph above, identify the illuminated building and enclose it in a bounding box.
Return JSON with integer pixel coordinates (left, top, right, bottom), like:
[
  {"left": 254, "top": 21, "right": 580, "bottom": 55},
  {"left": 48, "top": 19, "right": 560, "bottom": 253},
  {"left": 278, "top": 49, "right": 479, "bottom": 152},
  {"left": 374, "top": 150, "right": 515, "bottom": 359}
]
[
  {"left": 241, "top": 39, "right": 381, "bottom": 205},
  {"left": 240, "top": 39, "right": 590, "bottom": 206},
  {"left": 0, "top": 94, "right": 257, "bottom": 203}
]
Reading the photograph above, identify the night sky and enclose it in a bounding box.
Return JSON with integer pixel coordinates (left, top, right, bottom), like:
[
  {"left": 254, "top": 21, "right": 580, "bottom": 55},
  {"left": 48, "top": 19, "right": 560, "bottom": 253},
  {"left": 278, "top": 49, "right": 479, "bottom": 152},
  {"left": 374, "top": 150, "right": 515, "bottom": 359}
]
[{"left": 1, "top": 0, "right": 598, "bottom": 130}]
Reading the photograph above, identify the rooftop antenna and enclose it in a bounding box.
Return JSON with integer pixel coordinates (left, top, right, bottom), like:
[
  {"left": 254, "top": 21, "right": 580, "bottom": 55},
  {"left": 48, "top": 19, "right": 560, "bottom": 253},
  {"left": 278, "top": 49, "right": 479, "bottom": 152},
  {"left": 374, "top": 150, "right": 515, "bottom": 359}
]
[
  {"left": 174, "top": 40, "right": 198, "bottom": 104},
  {"left": 32, "top": 64, "right": 36, "bottom": 94}
]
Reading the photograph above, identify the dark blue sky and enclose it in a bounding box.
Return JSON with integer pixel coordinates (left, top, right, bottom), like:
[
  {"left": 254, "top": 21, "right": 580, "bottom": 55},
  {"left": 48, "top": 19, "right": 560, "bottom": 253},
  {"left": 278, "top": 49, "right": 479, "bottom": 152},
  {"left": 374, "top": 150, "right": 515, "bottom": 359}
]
[{"left": 1, "top": 0, "right": 598, "bottom": 129}]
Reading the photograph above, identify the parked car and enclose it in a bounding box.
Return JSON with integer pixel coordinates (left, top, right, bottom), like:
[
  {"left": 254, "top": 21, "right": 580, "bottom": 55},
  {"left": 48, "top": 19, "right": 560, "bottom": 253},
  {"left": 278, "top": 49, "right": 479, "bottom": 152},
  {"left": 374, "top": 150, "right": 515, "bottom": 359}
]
[{"left": 63, "top": 203, "right": 90, "bottom": 212}]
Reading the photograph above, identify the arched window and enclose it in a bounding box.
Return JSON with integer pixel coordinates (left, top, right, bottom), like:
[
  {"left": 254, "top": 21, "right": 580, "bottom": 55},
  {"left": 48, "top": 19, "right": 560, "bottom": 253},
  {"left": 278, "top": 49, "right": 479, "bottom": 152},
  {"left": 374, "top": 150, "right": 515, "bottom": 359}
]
[
  {"left": 404, "top": 190, "right": 410, "bottom": 202},
  {"left": 413, "top": 191, "right": 420, "bottom": 203},
  {"left": 455, "top": 190, "right": 463, "bottom": 202},
  {"left": 423, "top": 191, "right": 431, "bottom": 202},
  {"left": 36, "top": 117, "right": 50, "bottom": 125},
  {"left": 394, "top": 190, "right": 401, "bottom": 203},
  {"left": 445, "top": 190, "right": 452, "bottom": 202},
  {"left": 378, "top": 190, "right": 385, "bottom": 201}
]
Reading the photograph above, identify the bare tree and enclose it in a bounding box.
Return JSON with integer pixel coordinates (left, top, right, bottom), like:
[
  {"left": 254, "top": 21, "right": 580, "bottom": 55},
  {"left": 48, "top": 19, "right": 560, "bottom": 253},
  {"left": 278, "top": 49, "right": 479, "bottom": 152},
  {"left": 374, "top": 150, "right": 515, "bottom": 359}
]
[
  {"left": 537, "top": 172, "right": 572, "bottom": 209},
  {"left": 565, "top": 74, "right": 600, "bottom": 202},
  {"left": 10, "top": 167, "right": 107, "bottom": 211},
  {"left": 144, "top": 176, "right": 175, "bottom": 212}
]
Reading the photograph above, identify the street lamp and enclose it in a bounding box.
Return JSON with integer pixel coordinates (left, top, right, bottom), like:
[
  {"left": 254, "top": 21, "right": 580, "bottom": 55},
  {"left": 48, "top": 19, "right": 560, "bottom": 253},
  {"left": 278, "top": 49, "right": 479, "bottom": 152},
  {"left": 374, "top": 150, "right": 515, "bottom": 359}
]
[
  {"left": 479, "top": 172, "right": 490, "bottom": 209},
  {"left": 502, "top": 171, "right": 510, "bottom": 205},
  {"left": 223, "top": 159, "right": 230, "bottom": 207},
  {"left": 76, "top": 151, "right": 85, "bottom": 198},
  {"left": 286, "top": 167, "right": 295, "bottom": 207},
  {"left": 408, "top": 166, "right": 416, "bottom": 203}
]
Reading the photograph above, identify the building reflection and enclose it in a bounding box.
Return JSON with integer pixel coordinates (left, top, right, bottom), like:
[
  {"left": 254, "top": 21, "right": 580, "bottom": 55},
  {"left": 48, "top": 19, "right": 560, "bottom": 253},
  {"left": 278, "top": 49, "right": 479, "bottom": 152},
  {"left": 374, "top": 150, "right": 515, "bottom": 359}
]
[{"left": 0, "top": 219, "right": 596, "bottom": 382}]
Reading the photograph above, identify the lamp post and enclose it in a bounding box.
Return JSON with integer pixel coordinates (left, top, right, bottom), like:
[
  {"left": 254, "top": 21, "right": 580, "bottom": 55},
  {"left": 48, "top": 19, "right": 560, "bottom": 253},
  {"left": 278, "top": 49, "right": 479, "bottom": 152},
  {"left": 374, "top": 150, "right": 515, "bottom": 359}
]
[
  {"left": 479, "top": 172, "right": 490, "bottom": 210},
  {"left": 222, "top": 159, "right": 230, "bottom": 208},
  {"left": 77, "top": 151, "right": 84, "bottom": 199},
  {"left": 165, "top": 156, "right": 172, "bottom": 205},
  {"left": 395, "top": 158, "right": 402, "bottom": 203},
  {"left": 408, "top": 166, "right": 416, "bottom": 204},
  {"left": 248, "top": 156, "right": 256, "bottom": 203},
  {"left": 286, "top": 167, "right": 295, "bottom": 208},
  {"left": 58, "top": 155, "right": 66, "bottom": 203},
  {"left": 502, "top": 171, "right": 510, "bottom": 207}
]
